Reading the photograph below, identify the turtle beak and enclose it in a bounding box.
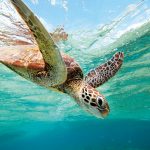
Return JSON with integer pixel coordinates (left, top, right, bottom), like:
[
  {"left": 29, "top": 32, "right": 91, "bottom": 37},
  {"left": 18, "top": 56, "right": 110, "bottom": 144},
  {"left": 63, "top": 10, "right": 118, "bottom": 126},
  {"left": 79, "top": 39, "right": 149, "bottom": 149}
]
[{"left": 99, "top": 103, "right": 110, "bottom": 118}]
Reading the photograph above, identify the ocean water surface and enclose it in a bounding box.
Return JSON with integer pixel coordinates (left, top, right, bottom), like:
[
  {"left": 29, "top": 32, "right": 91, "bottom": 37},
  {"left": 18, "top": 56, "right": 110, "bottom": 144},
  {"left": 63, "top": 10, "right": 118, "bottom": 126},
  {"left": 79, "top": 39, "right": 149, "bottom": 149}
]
[{"left": 0, "top": 0, "right": 150, "bottom": 150}]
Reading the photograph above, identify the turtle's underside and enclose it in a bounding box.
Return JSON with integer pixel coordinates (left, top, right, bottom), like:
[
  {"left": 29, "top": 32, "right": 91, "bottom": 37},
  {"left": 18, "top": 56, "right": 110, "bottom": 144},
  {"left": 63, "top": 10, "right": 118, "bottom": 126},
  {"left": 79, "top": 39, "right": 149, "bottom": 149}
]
[{"left": 0, "top": 0, "right": 124, "bottom": 118}]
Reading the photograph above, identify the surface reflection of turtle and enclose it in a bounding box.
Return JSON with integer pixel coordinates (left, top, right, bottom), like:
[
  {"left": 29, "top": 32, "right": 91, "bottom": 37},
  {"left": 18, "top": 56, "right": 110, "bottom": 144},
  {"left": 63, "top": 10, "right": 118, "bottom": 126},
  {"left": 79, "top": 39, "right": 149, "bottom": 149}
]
[{"left": 0, "top": 0, "right": 124, "bottom": 118}]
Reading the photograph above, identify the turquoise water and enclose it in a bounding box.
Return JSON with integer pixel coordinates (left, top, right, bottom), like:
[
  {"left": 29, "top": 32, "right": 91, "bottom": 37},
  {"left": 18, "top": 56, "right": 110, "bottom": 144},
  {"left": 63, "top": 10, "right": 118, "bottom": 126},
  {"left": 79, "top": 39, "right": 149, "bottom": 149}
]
[{"left": 0, "top": 0, "right": 150, "bottom": 150}]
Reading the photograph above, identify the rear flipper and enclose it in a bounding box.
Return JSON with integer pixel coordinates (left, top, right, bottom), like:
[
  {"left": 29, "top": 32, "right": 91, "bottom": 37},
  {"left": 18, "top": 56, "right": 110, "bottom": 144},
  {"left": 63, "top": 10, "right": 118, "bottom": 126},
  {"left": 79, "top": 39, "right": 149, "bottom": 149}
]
[{"left": 84, "top": 52, "right": 124, "bottom": 88}]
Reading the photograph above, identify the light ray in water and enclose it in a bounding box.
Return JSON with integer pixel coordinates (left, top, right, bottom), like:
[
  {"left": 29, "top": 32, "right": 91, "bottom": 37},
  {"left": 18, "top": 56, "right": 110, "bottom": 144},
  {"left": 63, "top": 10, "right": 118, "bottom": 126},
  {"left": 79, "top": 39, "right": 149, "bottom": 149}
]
[{"left": 87, "top": 0, "right": 145, "bottom": 48}]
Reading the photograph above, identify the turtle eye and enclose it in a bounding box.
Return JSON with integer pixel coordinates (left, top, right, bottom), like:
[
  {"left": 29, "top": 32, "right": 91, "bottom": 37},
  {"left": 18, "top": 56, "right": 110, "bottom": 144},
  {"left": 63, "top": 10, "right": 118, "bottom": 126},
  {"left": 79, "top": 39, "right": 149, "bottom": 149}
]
[{"left": 97, "top": 96, "right": 103, "bottom": 107}]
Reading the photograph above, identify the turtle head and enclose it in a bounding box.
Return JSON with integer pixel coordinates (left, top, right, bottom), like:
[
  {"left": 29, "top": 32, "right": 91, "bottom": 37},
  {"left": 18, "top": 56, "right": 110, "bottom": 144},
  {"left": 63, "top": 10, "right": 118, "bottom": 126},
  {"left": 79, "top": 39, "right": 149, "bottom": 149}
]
[{"left": 79, "top": 84, "right": 110, "bottom": 118}]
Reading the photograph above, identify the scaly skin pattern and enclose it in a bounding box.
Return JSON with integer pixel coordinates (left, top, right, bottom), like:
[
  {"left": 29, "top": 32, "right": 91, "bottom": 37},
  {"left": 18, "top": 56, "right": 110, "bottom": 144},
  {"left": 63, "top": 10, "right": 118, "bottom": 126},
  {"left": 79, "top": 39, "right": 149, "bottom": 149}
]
[
  {"left": 61, "top": 79, "right": 110, "bottom": 118},
  {"left": 84, "top": 52, "right": 124, "bottom": 88}
]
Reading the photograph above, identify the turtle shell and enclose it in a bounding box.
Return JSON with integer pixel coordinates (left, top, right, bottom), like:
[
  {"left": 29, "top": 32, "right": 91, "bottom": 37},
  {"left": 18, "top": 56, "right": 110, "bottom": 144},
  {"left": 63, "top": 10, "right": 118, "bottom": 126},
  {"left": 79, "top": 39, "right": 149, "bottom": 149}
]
[
  {"left": 0, "top": 44, "right": 83, "bottom": 83},
  {"left": 61, "top": 53, "right": 83, "bottom": 81},
  {"left": 0, "top": 45, "right": 44, "bottom": 70}
]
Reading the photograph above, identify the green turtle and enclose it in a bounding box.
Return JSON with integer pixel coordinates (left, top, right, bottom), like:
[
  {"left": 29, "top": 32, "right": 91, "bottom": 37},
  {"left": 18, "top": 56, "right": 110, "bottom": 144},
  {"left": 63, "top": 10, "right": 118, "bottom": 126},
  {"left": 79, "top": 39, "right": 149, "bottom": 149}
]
[{"left": 0, "top": 0, "right": 124, "bottom": 118}]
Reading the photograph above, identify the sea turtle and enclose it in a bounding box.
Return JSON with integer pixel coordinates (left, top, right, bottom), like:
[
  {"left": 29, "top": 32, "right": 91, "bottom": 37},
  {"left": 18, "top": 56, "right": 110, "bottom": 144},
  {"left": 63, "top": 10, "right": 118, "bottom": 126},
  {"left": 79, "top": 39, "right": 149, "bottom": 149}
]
[{"left": 0, "top": 0, "right": 124, "bottom": 118}]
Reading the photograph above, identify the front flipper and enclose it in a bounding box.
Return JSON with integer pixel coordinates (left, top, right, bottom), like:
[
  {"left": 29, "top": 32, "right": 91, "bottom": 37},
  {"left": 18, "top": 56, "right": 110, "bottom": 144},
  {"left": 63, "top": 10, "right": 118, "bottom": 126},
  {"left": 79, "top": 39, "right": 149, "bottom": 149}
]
[
  {"left": 84, "top": 52, "right": 124, "bottom": 88},
  {"left": 10, "top": 0, "right": 67, "bottom": 86}
]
